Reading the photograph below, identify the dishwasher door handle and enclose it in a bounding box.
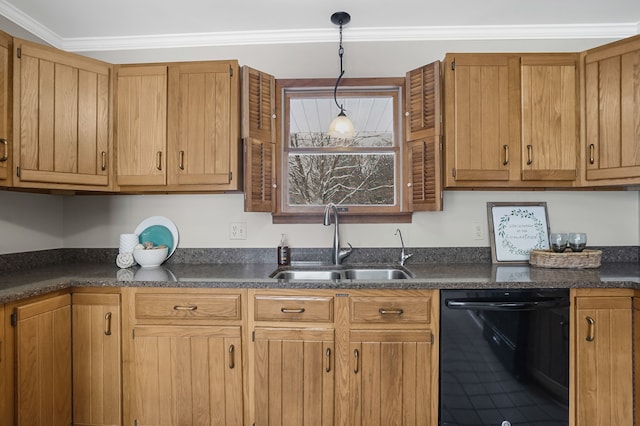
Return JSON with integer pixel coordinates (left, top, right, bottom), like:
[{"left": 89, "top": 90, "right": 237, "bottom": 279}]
[{"left": 445, "top": 298, "right": 568, "bottom": 311}]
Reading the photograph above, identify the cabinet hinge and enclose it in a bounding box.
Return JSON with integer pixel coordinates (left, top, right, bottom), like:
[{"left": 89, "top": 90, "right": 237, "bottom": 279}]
[
  {"left": 10, "top": 311, "right": 17, "bottom": 327},
  {"left": 229, "top": 65, "right": 233, "bottom": 77},
  {"left": 451, "top": 60, "right": 455, "bottom": 71},
  {"left": 16, "top": 47, "right": 20, "bottom": 59},
  {"left": 452, "top": 168, "right": 457, "bottom": 178},
  {"left": 16, "top": 166, "right": 20, "bottom": 177}
]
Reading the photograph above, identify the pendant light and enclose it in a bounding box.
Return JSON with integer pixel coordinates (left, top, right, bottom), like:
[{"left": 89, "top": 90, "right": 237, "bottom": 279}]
[{"left": 328, "top": 11, "right": 355, "bottom": 139}]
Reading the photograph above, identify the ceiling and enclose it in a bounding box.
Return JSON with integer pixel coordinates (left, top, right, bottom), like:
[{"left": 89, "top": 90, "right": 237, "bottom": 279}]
[{"left": 0, "top": 0, "right": 639, "bottom": 52}]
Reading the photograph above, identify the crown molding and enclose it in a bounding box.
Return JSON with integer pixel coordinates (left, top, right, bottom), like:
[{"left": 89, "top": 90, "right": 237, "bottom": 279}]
[
  {"left": 62, "top": 23, "right": 639, "bottom": 52},
  {"left": 0, "top": 0, "right": 637, "bottom": 52}
]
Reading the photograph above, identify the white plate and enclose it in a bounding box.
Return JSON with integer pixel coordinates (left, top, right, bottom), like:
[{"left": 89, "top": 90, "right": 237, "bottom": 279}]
[{"left": 134, "top": 216, "right": 179, "bottom": 259}]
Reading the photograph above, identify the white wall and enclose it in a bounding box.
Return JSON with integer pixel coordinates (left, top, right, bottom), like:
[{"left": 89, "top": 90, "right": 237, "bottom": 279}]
[
  {"left": 1, "top": 31, "right": 638, "bottom": 255},
  {"left": 59, "top": 191, "right": 639, "bottom": 250}
]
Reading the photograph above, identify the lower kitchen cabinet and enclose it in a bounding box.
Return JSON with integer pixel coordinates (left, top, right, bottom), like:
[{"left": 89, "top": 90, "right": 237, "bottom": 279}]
[
  {"left": 250, "top": 291, "right": 336, "bottom": 426},
  {"left": 12, "top": 291, "right": 73, "bottom": 426},
  {"left": 0, "top": 303, "right": 8, "bottom": 422},
  {"left": 122, "top": 288, "right": 247, "bottom": 426},
  {"left": 72, "top": 291, "right": 122, "bottom": 426},
  {"left": 572, "top": 288, "right": 633, "bottom": 425}
]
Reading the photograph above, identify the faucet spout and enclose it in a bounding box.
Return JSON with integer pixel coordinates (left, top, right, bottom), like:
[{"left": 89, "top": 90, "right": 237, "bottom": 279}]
[
  {"left": 395, "top": 228, "right": 413, "bottom": 266},
  {"left": 323, "top": 203, "right": 353, "bottom": 265}
]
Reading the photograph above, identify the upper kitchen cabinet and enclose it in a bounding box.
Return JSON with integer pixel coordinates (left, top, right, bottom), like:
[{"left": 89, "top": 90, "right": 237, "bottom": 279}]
[
  {"left": 444, "top": 53, "right": 579, "bottom": 188},
  {"left": 13, "top": 39, "right": 112, "bottom": 191},
  {"left": 115, "top": 65, "right": 168, "bottom": 187},
  {"left": 115, "top": 60, "right": 241, "bottom": 192},
  {"left": 0, "top": 32, "right": 12, "bottom": 187},
  {"left": 584, "top": 34, "right": 640, "bottom": 185},
  {"left": 242, "top": 66, "right": 276, "bottom": 212},
  {"left": 405, "top": 61, "right": 442, "bottom": 211}
]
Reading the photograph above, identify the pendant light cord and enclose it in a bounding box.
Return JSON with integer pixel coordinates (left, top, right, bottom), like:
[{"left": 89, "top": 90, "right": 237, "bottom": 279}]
[{"left": 333, "top": 21, "right": 345, "bottom": 113}]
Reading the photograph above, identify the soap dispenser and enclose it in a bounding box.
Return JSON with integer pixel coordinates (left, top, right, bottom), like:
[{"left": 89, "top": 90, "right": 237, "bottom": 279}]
[{"left": 277, "top": 234, "right": 291, "bottom": 266}]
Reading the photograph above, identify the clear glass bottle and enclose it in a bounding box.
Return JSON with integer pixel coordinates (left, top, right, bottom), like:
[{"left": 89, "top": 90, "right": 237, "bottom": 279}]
[{"left": 277, "top": 234, "right": 291, "bottom": 266}]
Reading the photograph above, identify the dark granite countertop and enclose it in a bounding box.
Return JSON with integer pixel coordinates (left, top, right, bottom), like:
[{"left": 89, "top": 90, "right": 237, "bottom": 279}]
[{"left": 2, "top": 261, "right": 640, "bottom": 304}]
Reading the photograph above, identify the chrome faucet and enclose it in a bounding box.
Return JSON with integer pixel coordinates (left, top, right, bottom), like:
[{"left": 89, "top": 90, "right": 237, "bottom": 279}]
[
  {"left": 323, "top": 203, "right": 353, "bottom": 265},
  {"left": 395, "top": 228, "right": 413, "bottom": 266}
]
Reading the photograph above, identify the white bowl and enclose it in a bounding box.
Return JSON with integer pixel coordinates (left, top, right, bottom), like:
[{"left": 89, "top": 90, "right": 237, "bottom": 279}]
[{"left": 133, "top": 247, "right": 168, "bottom": 268}]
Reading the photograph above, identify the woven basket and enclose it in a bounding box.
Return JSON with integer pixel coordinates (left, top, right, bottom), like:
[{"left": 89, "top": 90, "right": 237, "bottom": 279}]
[{"left": 529, "top": 249, "right": 602, "bottom": 269}]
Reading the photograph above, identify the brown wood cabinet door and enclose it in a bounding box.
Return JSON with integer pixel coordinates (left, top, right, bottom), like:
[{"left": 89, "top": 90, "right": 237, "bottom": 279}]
[
  {"left": 405, "top": 62, "right": 442, "bottom": 211},
  {"left": 585, "top": 35, "right": 640, "bottom": 182},
  {"left": 72, "top": 293, "right": 121, "bottom": 426},
  {"left": 253, "top": 327, "right": 334, "bottom": 426},
  {"left": 14, "top": 293, "right": 72, "bottom": 426},
  {"left": 242, "top": 66, "right": 276, "bottom": 212},
  {"left": 575, "top": 296, "right": 633, "bottom": 425},
  {"left": 13, "top": 39, "right": 110, "bottom": 189},
  {"left": 349, "top": 329, "right": 434, "bottom": 426},
  {"left": 444, "top": 54, "right": 519, "bottom": 187},
  {"left": 167, "top": 61, "right": 240, "bottom": 189},
  {"left": 521, "top": 54, "right": 578, "bottom": 182},
  {"left": 131, "top": 325, "right": 243, "bottom": 426},
  {"left": 0, "top": 32, "right": 11, "bottom": 186},
  {"left": 116, "top": 65, "right": 168, "bottom": 187}
]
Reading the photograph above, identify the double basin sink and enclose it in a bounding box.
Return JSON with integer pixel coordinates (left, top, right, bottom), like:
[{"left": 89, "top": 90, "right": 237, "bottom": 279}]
[{"left": 270, "top": 264, "right": 414, "bottom": 281}]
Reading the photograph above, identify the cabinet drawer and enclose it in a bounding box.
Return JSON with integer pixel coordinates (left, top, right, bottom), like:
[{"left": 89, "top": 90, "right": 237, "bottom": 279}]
[
  {"left": 254, "top": 295, "right": 333, "bottom": 322},
  {"left": 350, "top": 296, "right": 431, "bottom": 324},
  {"left": 135, "top": 293, "right": 241, "bottom": 320}
]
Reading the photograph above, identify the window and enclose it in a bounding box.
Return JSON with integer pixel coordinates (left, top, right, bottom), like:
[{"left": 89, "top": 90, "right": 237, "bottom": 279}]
[{"left": 279, "top": 79, "right": 405, "bottom": 217}]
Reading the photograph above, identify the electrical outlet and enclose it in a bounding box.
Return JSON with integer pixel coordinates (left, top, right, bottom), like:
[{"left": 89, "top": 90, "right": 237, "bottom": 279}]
[
  {"left": 230, "top": 222, "right": 247, "bottom": 240},
  {"left": 472, "top": 222, "right": 484, "bottom": 240}
]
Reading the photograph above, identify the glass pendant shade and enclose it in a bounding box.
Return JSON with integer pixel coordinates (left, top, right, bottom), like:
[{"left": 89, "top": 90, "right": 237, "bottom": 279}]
[{"left": 328, "top": 111, "right": 355, "bottom": 139}]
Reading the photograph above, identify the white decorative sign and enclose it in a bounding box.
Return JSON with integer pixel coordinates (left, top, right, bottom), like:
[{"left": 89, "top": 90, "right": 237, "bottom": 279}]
[{"left": 487, "top": 202, "right": 550, "bottom": 263}]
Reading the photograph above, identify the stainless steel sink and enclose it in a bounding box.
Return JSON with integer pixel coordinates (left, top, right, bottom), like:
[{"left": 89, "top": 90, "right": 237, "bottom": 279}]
[
  {"left": 342, "top": 268, "right": 412, "bottom": 280},
  {"left": 270, "top": 266, "right": 413, "bottom": 280}
]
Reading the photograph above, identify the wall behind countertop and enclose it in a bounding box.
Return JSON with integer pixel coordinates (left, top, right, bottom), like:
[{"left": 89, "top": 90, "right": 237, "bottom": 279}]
[{"left": 1, "top": 25, "right": 638, "bottom": 255}]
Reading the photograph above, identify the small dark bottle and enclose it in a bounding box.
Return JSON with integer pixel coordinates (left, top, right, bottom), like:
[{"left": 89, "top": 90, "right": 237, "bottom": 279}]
[{"left": 277, "top": 234, "right": 291, "bottom": 266}]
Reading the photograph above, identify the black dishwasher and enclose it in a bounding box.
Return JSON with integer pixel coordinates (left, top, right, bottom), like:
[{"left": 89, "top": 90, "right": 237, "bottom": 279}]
[{"left": 440, "top": 289, "right": 570, "bottom": 426}]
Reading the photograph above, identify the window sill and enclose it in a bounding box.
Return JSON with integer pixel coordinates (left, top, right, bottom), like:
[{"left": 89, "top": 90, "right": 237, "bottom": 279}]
[{"left": 271, "top": 212, "right": 413, "bottom": 224}]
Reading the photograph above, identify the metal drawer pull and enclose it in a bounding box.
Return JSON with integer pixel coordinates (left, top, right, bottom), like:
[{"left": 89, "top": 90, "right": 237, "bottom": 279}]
[
  {"left": 173, "top": 305, "right": 198, "bottom": 311},
  {"left": 379, "top": 308, "right": 404, "bottom": 315},
  {"left": 502, "top": 144, "right": 509, "bottom": 165},
  {"left": 353, "top": 348, "right": 360, "bottom": 374},
  {"left": 586, "top": 316, "right": 595, "bottom": 341},
  {"left": 101, "top": 151, "right": 107, "bottom": 171},
  {"left": 156, "top": 151, "right": 162, "bottom": 170},
  {"left": 229, "top": 344, "right": 235, "bottom": 369},
  {"left": 281, "top": 308, "right": 305, "bottom": 314},
  {"left": 589, "top": 144, "right": 595, "bottom": 165},
  {"left": 526, "top": 144, "right": 533, "bottom": 165},
  {"left": 179, "top": 150, "right": 185, "bottom": 170},
  {"left": 0, "top": 138, "right": 8, "bottom": 162},
  {"left": 104, "top": 312, "right": 112, "bottom": 336},
  {"left": 325, "top": 348, "right": 331, "bottom": 372}
]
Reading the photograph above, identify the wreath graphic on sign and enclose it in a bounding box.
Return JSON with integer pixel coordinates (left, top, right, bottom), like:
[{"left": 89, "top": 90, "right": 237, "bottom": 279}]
[{"left": 497, "top": 208, "right": 547, "bottom": 256}]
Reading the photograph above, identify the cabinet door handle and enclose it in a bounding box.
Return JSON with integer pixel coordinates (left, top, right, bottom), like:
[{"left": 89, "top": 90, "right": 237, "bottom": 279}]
[
  {"left": 281, "top": 307, "right": 305, "bottom": 314},
  {"left": 589, "top": 144, "right": 595, "bottom": 165},
  {"left": 104, "top": 312, "right": 112, "bottom": 336},
  {"left": 179, "top": 150, "right": 185, "bottom": 170},
  {"left": 353, "top": 348, "right": 360, "bottom": 374},
  {"left": 156, "top": 151, "right": 162, "bottom": 170},
  {"left": 379, "top": 308, "right": 404, "bottom": 315},
  {"left": 526, "top": 144, "right": 533, "bottom": 165},
  {"left": 502, "top": 144, "right": 509, "bottom": 166},
  {"left": 325, "top": 348, "right": 331, "bottom": 372},
  {"left": 586, "top": 316, "right": 595, "bottom": 341},
  {"left": 101, "top": 151, "right": 107, "bottom": 171},
  {"left": 228, "top": 344, "right": 235, "bottom": 369},
  {"left": 0, "top": 138, "right": 7, "bottom": 162},
  {"left": 173, "top": 305, "right": 198, "bottom": 311}
]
